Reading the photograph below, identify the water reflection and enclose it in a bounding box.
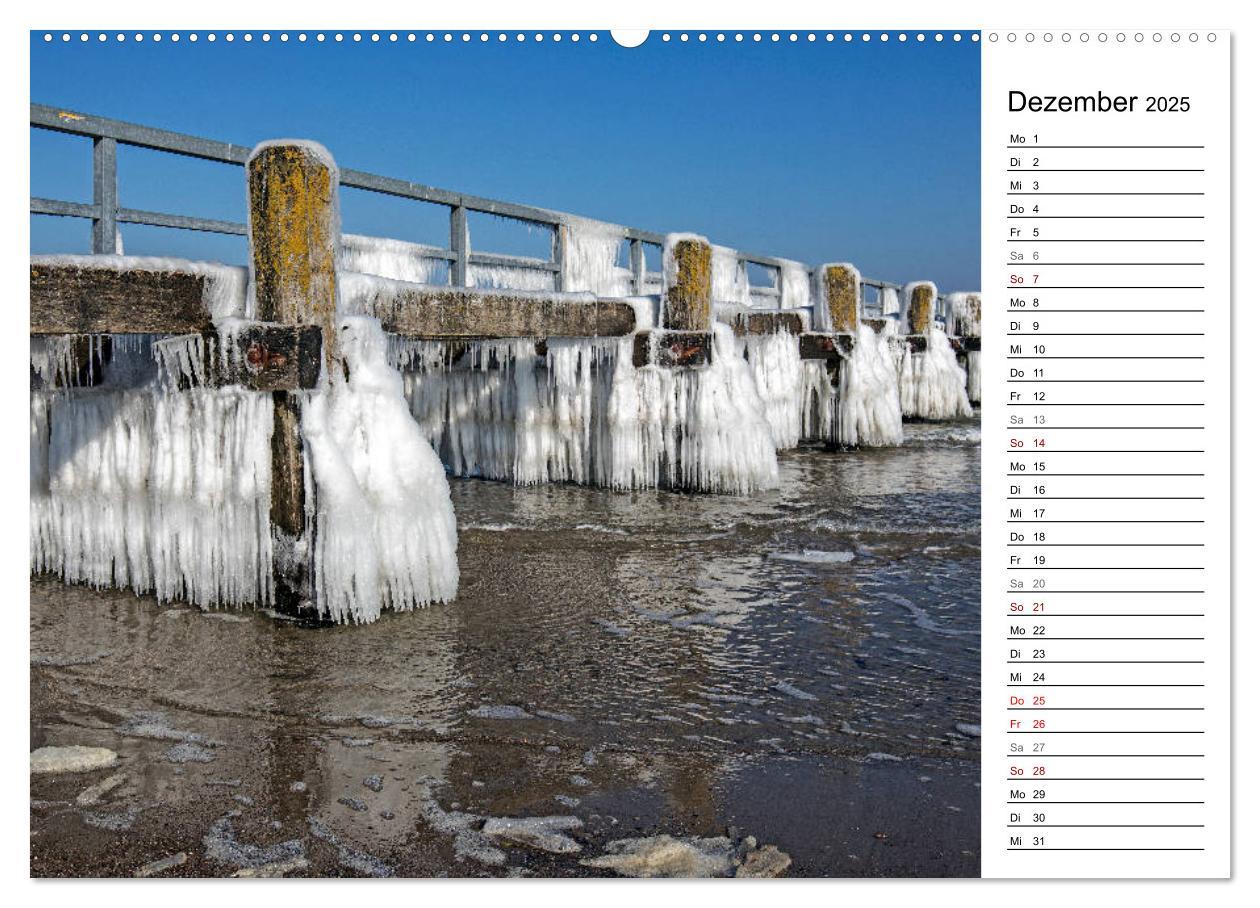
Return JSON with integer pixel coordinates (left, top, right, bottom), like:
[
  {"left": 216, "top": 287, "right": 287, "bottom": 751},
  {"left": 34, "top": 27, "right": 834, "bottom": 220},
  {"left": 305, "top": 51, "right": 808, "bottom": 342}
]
[{"left": 31, "top": 419, "right": 980, "bottom": 876}]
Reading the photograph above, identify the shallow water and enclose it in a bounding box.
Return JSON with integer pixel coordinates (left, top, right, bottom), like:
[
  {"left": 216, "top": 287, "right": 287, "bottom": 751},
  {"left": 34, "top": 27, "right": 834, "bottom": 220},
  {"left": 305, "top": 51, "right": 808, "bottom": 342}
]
[{"left": 30, "top": 419, "right": 980, "bottom": 878}]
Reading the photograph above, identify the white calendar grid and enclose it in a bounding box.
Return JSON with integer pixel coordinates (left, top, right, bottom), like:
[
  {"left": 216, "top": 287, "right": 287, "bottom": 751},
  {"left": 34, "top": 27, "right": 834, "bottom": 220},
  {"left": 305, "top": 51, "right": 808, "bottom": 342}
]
[{"left": 980, "top": 31, "right": 1231, "bottom": 879}]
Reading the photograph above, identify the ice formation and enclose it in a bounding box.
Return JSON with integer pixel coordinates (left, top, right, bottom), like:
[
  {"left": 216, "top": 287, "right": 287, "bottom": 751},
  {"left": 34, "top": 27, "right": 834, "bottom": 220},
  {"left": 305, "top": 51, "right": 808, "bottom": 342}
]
[
  {"left": 711, "top": 246, "right": 750, "bottom": 306},
  {"left": 559, "top": 219, "right": 632, "bottom": 296},
  {"left": 777, "top": 260, "right": 811, "bottom": 311},
  {"left": 302, "top": 317, "right": 459, "bottom": 623},
  {"left": 741, "top": 328, "right": 805, "bottom": 450},
  {"left": 469, "top": 263, "right": 556, "bottom": 292},
  {"left": 945, "top": 292, "right": 982, "bottom": 404},
  {"left": 795, "top": 325, "right": 904, "bottom": 447},
  {"left": 836, "top": 322, "right": 905, "bottom": 446},
  {"left": 897, "top": 327, "right": 974, "bottom": 420},
  {"left": 946, "top": 292, "right": 981, "bottom": 337},
  {"left": 879, "top": 286, "right": 900, "bottom": 316},
  {"left": 340, "top": 234, "right": 447, "bottom": 285},
  {"left": 399, "top": 323, "right": 779, "bottom": 493},
  {"left": 31, "top": 358, "right": 275, "bottom": 607},
  {"left": 811, "top": 261, "right": 861, "bottom": 332}
]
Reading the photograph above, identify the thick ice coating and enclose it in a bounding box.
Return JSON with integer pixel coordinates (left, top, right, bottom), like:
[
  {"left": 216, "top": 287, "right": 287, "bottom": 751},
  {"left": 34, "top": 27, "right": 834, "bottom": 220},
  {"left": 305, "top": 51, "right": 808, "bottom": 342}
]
[
  {"left": 837, "top": 322, "right": 905, "bottom": 446},
  {"left": 898, "top": 327, "right": 974, "bottom": 420},
  {"left": 741, "top": 329, "right": 806, "bottom": 449},
  {"left": 302, "top": 317, "right": 459, "bottom": 623},
  {"left": 560, "top": 219, "right": 632, "bottom": 297},
  {"left": 31, "top": 345, "right": 274, "bottom": 608},
  {"left": 399, "top": 323, "right": 779, "bottom": 493}
]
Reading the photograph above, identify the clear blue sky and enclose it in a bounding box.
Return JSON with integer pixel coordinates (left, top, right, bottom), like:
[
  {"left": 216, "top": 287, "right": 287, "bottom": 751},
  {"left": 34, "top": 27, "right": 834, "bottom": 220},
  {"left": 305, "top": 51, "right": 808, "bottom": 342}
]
[{"left": 30, "top": 32, "right": 979, "bottom": 290}]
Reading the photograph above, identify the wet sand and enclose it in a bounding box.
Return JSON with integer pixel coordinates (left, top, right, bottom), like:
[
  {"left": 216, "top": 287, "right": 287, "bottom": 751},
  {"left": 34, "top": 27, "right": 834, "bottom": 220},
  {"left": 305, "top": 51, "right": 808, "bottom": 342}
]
[{"left": 31, "top": 421, "right": 980, "bottom": 877}]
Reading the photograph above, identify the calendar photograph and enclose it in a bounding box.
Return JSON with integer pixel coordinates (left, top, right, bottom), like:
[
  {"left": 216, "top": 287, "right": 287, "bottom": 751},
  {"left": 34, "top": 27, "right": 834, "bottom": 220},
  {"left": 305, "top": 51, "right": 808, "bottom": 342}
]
[{"left": 28, "top": 24, "right": 981, "bottom": 879}]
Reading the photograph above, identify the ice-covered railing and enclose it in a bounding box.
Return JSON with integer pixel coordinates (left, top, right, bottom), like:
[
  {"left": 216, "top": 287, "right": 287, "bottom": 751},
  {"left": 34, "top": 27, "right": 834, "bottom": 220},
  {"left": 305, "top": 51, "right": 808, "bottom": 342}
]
[{"left": 30, "top": 103, "right": 923, "bottom": 312}]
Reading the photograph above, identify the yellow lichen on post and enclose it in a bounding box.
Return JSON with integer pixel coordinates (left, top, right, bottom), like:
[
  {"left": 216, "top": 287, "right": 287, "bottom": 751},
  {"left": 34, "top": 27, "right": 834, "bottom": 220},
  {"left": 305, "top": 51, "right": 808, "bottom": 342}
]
[
  {"left": 247, "top": 143, "right": 339, "bottom": 367},
  {"left": 822, "top": 264, "right": 860, "bottom": 333},
  {"left": 908, "top": 283, "right": 935, "bottom": 335},
  {"left": 664, "top": 237, "right": 712, "bottom": 331}
]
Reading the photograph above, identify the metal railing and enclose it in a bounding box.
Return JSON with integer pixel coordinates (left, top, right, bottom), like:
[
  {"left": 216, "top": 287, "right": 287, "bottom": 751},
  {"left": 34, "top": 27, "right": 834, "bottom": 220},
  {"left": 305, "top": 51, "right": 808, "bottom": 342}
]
[{"left": 31, "top": 102, "right": 908, "bottom": 306}]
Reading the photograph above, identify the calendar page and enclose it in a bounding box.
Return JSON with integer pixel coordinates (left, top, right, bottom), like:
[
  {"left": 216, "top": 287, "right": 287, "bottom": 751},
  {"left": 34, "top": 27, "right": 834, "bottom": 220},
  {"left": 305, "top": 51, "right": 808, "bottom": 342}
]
[
  {"left": 11, "top": 3, "right": 1242, "bottom": 896},
  {"left": 980, "top": 33, "right": 1230, "bottom": 879}
]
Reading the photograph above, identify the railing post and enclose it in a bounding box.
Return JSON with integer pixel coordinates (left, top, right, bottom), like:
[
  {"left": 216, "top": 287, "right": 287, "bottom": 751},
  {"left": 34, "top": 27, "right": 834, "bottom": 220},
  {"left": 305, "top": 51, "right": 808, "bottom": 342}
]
[
  {"left": 247, "top": 141, "right": 339, "bottom": 616},
  {"left": 629, "top": 238, "right": 645, "bottom": 295},
  {"left": 553, "top": 221, "right": 569, "bottom": 292},
  {"left": 450, "top": 204, "right": 469, "bottom": 288},
  {"left": 906, "top": 282, "right": 936, "bottom": 334},
  {"left": 816, "top": 263, "right": 861, "bottom": 333},
  {"left": 91, "top": 137, "right": 117, "bottom": 254},
  {"left": 663, "top": 235, "right": 712, "bottom": 331}
]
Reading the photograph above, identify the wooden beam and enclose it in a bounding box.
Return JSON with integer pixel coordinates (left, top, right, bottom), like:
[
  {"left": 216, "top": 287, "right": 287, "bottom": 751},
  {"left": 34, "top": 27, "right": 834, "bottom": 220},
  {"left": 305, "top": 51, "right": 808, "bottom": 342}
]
[
  {"left": 799, "top": 332, "right": 854, "bottom": 362},
  {"left": 631, "top": 331, "right": 711, "bottom": 368},
  {"left": 722, "top": 310, "right": 805, "bottom": 337},
  {"left": 29, "top": 325, "right": 322, "bottom": 392},
  {"left": 359, "top": 285, "right": 638, "bottom": 339},
  {"left": 30, "top": 263, "right": 214, "bottom": 335},
  {"left": 164, "top": 325, "right": 324, "bottom": 391}
]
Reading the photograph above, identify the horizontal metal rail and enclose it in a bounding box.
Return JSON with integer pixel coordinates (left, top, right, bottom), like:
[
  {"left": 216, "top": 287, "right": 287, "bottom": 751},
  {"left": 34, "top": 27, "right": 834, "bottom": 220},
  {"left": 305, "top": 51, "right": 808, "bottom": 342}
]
[{"left": 31, "top": 102, "right": 921, "bottom": 304}]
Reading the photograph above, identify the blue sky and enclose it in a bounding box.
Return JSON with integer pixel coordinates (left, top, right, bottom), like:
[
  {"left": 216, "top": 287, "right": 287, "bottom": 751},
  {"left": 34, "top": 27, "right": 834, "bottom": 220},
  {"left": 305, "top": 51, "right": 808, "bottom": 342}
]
[{"left": 30, "top": 31, "right": 979, "bottom": 290}]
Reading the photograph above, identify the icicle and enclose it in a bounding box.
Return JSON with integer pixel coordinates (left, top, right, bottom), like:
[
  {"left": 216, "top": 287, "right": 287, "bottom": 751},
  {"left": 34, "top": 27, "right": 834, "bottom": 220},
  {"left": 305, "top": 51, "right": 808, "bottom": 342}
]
[
  {"left": 966, "top": 351, "right": 982, "bottom": 404},
  {"left": 339, "top": 234, "right": 447, "bottom": 285},
  {"left": 742, "top": 329, "right": 805, "bottom": 450},
  {"left": 836, "top": 323, "right": 904, "bottom": 446},
  {"left": 711, "top": 246, "right": 750, "bottom": 306},
  {"left": 29, "top": 336, "right": 78, "bottom": 389},
  {"left": 152, "top": 334, "right": 212, "bottom": 389},
  {"left": 30, "top": 386, "right": 274, "bottom": 608},
  {"left": 559, "top": 219, "right": 631, "bottom": 296},
  {"left": 897, "top": 327, "right": 974, "bottom": 420},
  {"left": 397, "top": 324, "right": 778, "bottom": 493},
  {"left": 776, "top": 260, "right": 811, "bottom": 311}
]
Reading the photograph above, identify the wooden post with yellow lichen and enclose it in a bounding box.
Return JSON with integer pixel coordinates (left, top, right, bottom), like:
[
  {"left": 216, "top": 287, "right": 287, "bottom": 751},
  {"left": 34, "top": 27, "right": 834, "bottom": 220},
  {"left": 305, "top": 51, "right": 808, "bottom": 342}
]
[
  {"left": 906, "top": 282, "right": 936, "bottom": 335},
  {"left": 663, "top": 236, "right": 712, "bottom": 332},
  {"left": 247, "top": 141, "right": 339, "bottom": 617},
  {"left": 818, "top": 263, "right": 861, "bottom": 334}
]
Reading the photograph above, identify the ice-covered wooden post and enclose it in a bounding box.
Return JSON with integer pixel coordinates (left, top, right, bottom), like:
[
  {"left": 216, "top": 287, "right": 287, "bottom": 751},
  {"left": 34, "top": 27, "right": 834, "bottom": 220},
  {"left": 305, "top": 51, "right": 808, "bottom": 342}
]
[
  {"left": 663, "top": 235, "right": 712, "bottom": 331},
  {"left": 950, "top": 292, "right": 983, "bottom": 405},
  {"left": 817, "top": 263, "right": 861, "bottom": 333},
  {"left": 906, "top": 281, "right": 936, "bottom": 335},
  {"left": 247, "top": 141, "right": 339, "bottom": 615}
]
